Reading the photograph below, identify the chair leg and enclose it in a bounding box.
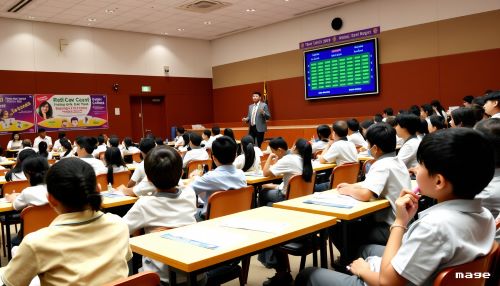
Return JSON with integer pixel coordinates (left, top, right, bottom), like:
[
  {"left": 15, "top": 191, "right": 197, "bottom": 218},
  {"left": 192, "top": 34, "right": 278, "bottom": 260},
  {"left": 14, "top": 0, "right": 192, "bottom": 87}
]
[
  {"left": 1, "top": 223, "right": 5, "bottom": 257},
  {"left": 242, "top": 256, "right": 251, "bottom": 285},
  {"left": 329, "top": 232, "right": 336, "bottom": 268},
  {"left": 299, "top": 255, "right": 306, "bottom": 271},
  {"left": 238, "top": 270, "right": 244, "bottom": 286},
  {"left": 312, "top": 249, "right": 318, "bottom": 267}
]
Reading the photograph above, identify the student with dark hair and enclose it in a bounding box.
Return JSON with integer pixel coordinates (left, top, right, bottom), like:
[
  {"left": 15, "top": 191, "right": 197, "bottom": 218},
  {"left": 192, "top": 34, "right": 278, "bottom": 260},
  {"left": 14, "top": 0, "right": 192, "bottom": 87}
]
[
  {"left": 382, "top": 107, "right": 393, "bottom": 120},
  {"left": 261, "top": 138, "right": 313, "bottom": 206},
  {"left": 33, "top": 128, "right": 52, "bottom": 151},
  {"left": 234, "top": 135, "right": 260, "bottom": 172},
  {"left": 108, "top": 137, "right": 120, "bottom": 148},
  {"left": 450, "top": 107, "right": 477, "bottom": 128},
  {"left": 475, "top": 118, "right": 500, "bottom": 219},
  {"left": 155, "top": 137, "right": 165, "bottom": 146},
  {"left": 407, "top": 105, "right": 420, "bottom": 117},
  {"left": 178, "top": 133, "right": 190, "bottom": 152},
  {"left": 395, "top": 114, "right": 421, "bottom": 169},
  {"left": 373, "top": 113, "right": 383, "bottom": 123},
  {"left": 318, "top": 121, "right": 357, "bottom": 165},
  {"left": 428, "top": 115, "right": 446, "bottom": 133},
  {"left": 92, "top": 134, "right": 107, "bottom": 158},
  {"left": 37, "top": 141, "right": 52, "bottom": 159},
  {"left": 205, "top": 126, "right": 223, "bottom": 149},
  {"left": 118, "top": 137, "right": 157, "bottom": 197},
  {"left": 298, "top": 128, "right": 495, "bottom": 286},
  {"left": 360, "top": 119, "right": 374, "bottom": 137},
  {"left": 21, "top": 139, "right": 32, "bottom": 149},
  {"left": 173, "top": 126, "right": 186, "bottom": 148},
  {"left": 76, "top": 136, "right": 106, "bottom": 175},
  {"left": 417, "top": 118, "right": 429, "bottom": 140},
  {"left": 338, "top": 123, "right": 411, "bottom": 245},
  {"left": 346, "top": 119, "right": 368, "bottom": 148},
  {"left": 122, "top": 137, "right": 140, "bottom": 155},
  {"left": 311, "top": 124, "right": 331, "bottom": 154},
  {"left": 182, "top": 132, "right": 209, "bottom": 168},
  {"left": 420, "top": 104, "right": 435, "bottom": 122},
  {"left": 5, "top": 149, "right": 37, "bottom": 181},
  {"left": 5, "top": 156, "right": 50, "bottom": 211},
  {"left": 471, "top": 102, "right": 487, "bottom": 121},
  {"left": 268, "top": 137, "right": 288, "bottom": 157},
  {"left": 0, "top": 158, "right": 132, "bottom": 285},
  {"left": 103, "top": 147, "right": 127, "bottom": 186},
  {"left": 7, "top": 132, "right": 22, "bottom": 150},
  {"left": 483, "top": 90, "right": 500, "bottom": 118},
  {"left": 59, "top": 138, "right": 74, "bottom": 158},
  {"left": 190, "top": 136, "right": 246, "bottom": 220},
  {"left": 463, "top": 95, "right": 474, "bottom": 107},
  {"left": 122, "top": 146, "right": 203, "bottom": 284},
  {"left": 52, "top": 132, "right": 70, "bottom": 152},
  {"left": 201, "top": 129, "right": 211, "bottom": 148},
  {"left": 223, "top": 128, "right": 236, "bottom": 142},
  {"left": 430, "top": 99, "right": 447, "bottom": 119}
]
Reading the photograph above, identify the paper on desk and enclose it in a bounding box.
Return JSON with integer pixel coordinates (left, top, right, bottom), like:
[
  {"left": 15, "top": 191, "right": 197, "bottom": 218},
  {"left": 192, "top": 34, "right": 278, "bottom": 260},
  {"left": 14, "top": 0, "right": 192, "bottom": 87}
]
[
  {"left": 0, "top": 198, "right": 8, "bottom": 203},
  {"left": 161, "top": 227, "right": 245, "bottom": 250},
  {"left": 244, "top": 171, "right": 264, "bottom": 177},
  {"left": 303, "top": 193, "right": 359, "bottom": 209},
  {"left": 101, "top": 190, "right": 126, "bottom": 198},
  {"left": 219, "top": 217, "right": 289, "bottom": 233}
]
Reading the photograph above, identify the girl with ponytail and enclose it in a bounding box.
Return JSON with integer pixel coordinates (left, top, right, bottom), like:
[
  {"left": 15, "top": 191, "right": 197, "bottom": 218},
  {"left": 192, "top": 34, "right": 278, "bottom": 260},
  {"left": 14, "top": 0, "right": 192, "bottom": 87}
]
[{"left": 234, "top": 135, "right": 261, "bottom": 172}]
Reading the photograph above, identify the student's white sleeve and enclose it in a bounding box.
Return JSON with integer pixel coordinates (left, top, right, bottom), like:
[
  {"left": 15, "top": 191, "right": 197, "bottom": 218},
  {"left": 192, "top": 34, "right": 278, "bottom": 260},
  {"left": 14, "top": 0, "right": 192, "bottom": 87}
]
[
  {"left": 12, "top": 193, "right": 29, "bottom": 211},
  {"left": 122, "top": 202, "right": 146, "bottom": 234},
  {"left": 1, "top": 241, "right": 39, "bottom": 286},
  {"left": 233, "top": 155, "right": 244, "bottom": 170},
  {"left": 6, "top": 141, "right": 12, "bottom": 150},
  {"left": 322, "top": 144, "right": 339, "bottom": 163},
  {"left": 269, "top": 156, "right": 291, "bottom": 176},
  {"left": 397, "top": 144, "right": 413, "bottom": 167},
  {"left": 132, "top": 180, "right": 156, "bottom": 197},
  {"left": 359, "top": 163, "right": 389, "bottom": 197},
  {"left": 130, "top": 166, "right": 145, "bottom": 183}
]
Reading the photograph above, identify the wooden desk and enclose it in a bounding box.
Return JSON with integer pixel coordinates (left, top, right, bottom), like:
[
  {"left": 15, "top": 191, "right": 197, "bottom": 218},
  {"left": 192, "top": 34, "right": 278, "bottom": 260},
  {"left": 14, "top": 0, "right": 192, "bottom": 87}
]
[
  {"left": 313, "top": 163, "right": 336, "bottom": 172},
  {"left": 245, "top": 163, "right": 337, "bottom": 185},
  {"left": 0, "top": 176, "right": 6, "bottom": 185},
  {"left": 0, "top": 160, "right": 16, "bottom": 168},
  {"left": 130, "top": 207, "right": 336, "bottom": 284},
  {"left": 357, "top": 155, "right": 374, "bottom": 162}
]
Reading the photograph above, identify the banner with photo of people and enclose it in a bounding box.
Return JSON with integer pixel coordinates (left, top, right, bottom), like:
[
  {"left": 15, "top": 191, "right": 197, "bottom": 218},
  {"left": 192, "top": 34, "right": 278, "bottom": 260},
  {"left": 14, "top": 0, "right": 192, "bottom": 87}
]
[
  {"left": 35, "top": 94, "right": 109, "bottom": 131},
  {"left": 0, "top": 94, "right": 35, "bottom": 134}
]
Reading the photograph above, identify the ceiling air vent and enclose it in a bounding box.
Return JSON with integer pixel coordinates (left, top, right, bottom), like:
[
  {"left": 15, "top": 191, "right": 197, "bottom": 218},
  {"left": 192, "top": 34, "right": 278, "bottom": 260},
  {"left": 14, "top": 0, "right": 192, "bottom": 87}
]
[
  {"left": 177, "top": 1, "right": 231, "bottom": 13},
  {"left": 7, "top": 0, "right": 33, "bottom": 12}
]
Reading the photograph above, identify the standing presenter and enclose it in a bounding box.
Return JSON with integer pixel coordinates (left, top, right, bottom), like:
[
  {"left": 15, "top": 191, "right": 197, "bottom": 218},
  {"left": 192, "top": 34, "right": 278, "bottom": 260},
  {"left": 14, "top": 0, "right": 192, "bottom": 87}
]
[{"left": 242, "top": 92, "right": 271, "bottom": 148}]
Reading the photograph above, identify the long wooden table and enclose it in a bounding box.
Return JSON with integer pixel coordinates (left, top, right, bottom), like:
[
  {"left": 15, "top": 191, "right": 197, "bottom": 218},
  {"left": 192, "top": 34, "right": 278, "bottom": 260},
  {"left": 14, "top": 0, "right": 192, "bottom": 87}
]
[{"left": 130, "top": 206, "right": 337, "bottom": 285}]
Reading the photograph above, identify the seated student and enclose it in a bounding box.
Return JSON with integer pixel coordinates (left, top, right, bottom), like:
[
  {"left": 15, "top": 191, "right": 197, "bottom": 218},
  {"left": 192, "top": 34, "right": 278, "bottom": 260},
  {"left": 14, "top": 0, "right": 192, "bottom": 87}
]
[
  {"left": 190, "top": 136, "right": 246, "bottom": 221},
  {"left": 420, "top": 103, "right": 435, "bottom": 123},
  {"left": 427, "top": 114, "right": 446, "bottom": 133},
  {"left": 118, "top": 138, "right": 156, "bottom": 197},
  {"left": 59, "top": 138, "right": 74, "bottom": 159},
  {"left": 450, "top": 107, "right": 477, "bottom": 128},
  {"left": 52, "top": 132, "right": 70, "bottom": 152},
  {"left": 483, "top": 90, "right": 500, "bottom": 118},
  {"left": 103, "top": 147, "right": 127, "bottom": 187},
  {"left": 178, "top": 133, "right": 190, "bottom": 152},
  {"left": 21, "top": 139, "right": 32, "bottom": 150},
  {"left": 5, "top": 156, "right": 49, "bottom": 211},
  {"left": 37, "top": 141, "right": 53, "bottom": 160},
  {"left": 475, "top": 118, "right": 500, "bottom": 218},
  {"left": 260, "top": 138, "right": 313, "bottom": 207},
  {"left": 108, "top": 136, "right": 120, "bottom": 148},
  {"left": 394, "top": 113, "right": 421, "bottom": 169},
  {"left": 382, "top": 107, "right": 393, "bottom": 122},
  {"left": 173, "top": 126, "right": 185, "bottom": 148},
  {"left": 155, "top": 137, "right": 165, "bottom": 146},
  {"left": 234, "top": 135, "right": 261, "bottom": 173},
  {"left": 7, "top": 132, "right": 22, "bottom": 150},
  {"left": 0, "top": 158, "right": 132, "bottom": 285},
  {"left": 417, "top": 118, "right": 429, "bottom": 140},
  {"left": 296, "top": 128, "right": 496, "bottom": 286},
  {"left": 373, "top": 114, "right": 383, "bottom": 123},
  {"left": 337, "top": 123, "right": 411, "bottom": 245},
  {"left": 318, "top": 121, "right": 357, "bottom": 165},
  {"left": 360, "top": 119, "right": 374, "bottom": 137},
  {"left": 33, "top": 128, "right": 52, "bottom": 151},
  {"left": 122, "top": 137, "right": 140, "bottom": 155},
  {"left": 5, "top": 149, "right": 37, "bottom": 181},
  {"left": 182, "top": 132, "right": 209, "bottom": 168},
  {"left": 311, "top": 124, "right": 331, "bottom": 154},
  {"left": 201, "top": 129, "right": 211, "bottom": 148},
  {"left": 122, "top": 146, "right": 204, "bottom": 285},
  {"left": 223, "top": 128, "right": 236, "bottom": 143},
  {"left": 92, "top": 134, "right": 107, "bottom": 158},
  {"left": 205, "top": 126, "right": 222, "bottom": 149},
  {"left": 76, "top": 136, "right": 107, "bottom": 175},
  {"left": 431, "top": 99, "right": 448, "bottom": 119},
  {"left": 346, "top": 119, "right": 368, "bottom": 149}
]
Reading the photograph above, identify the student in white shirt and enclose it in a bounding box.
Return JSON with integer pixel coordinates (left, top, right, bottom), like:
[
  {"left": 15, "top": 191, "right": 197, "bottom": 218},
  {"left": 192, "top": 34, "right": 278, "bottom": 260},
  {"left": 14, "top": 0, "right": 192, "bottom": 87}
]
[
  {"left": 6, "top": 132, "right": 22, "bottom": 150},
  {"left": 5, "top": 149, "right": 37, "bottom": 182},
  {"left": 382, "top": 107, "right": 393, "bottom": 122},
  {"left": 483, "top": 90, "right": 500, "bottom": 118},
  {"left": 205, "top": 126, "right": 223, "bottom": 149},
  {"left": 33, "top": 128, "right": 52, "bottom": 151},
  {"left": 318, "top": 121, "right": 357, "bottom": 165},
  {"left": 75, "top": 136, "right": 107, "bottom": 175},
  {"left": 118, "top": 137, "right": 156, "bottom": 197},
  {"left": 59, "top": 138, "right": 75, "bottom": 158},
  {"left": 431, "top": 99, "right": 448, "bottom": 119},
  {"left": 419, "top": 104, "right": 435, "bottom": 123},
  {"left": 103, "top": 147, "right": 127, "bottom": 187},
  {"left": 427, "top": 115, "right": 446, "bottom": 133},
  {"left": 346, "top": 119, "right": 368, "bottom": 149},
  {"left": 450, "top": 107, "right": 477, "bottom": 128},
  {"left": 173, "top": 127, "right": 186, "bottom": 148},
  {"left": 37, "top": 141, "right": 52, "bottom": 160},
  {"left": 234, "top": 135, "right": 261, "bottom": 173},
  {"left": 52, "top": 132, "right": 70, "bottom": 152},
  {"left": 200, "top": 129, "right": 211, "bottom": 148},
  {"left": 297, "top": 128, "right": 495, "bottom": 286},
  {"left": 311, "top": 125, "right": 331, "bottom": 155},
  {"left": 121, "top": 137, "right": 140, "bottom": 155},
  {"left": 183, "top": 132, "right": 209, "bottom": 168},
  {"left": 91, "top": 134, "right": 107, "bottom": 159},
  {"left": 178, "top": 133, "right": 190, "bottom": 152},
  {"left": 395, "top": 113, "right": 421, "bottom": 169}
]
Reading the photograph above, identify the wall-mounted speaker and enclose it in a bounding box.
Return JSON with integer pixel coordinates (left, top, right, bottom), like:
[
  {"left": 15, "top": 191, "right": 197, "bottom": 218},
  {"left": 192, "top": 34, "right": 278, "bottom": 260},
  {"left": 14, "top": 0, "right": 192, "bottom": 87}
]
[{"left": 331, "top": 17, "right": 343, "bottom": 31}]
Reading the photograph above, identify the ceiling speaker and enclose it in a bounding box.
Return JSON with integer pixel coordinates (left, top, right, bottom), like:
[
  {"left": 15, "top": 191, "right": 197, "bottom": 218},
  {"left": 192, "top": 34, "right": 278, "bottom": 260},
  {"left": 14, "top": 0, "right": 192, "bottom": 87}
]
[{"left": 331, "top": 17, "right": 343, "bottom": 31}]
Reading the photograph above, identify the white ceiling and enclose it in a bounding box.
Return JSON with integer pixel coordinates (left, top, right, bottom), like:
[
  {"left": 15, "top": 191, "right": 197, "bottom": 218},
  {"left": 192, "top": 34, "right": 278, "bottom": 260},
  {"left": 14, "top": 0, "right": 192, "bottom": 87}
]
[{"left": 0, "top": 0, "right": 359, "bottom": 40}]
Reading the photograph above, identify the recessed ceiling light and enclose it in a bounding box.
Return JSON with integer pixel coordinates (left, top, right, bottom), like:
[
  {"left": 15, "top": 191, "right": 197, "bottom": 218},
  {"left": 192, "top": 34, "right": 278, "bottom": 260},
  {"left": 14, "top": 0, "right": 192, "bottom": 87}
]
[
  {"left": 177, "top": 28, "right": 184, "bottom": 31},
  {"left": 246, "top": 8, "right": 256, "bottom": 12},
  {"left": 163, "top": 32, "right": 169, "bottom": 35},
  {"left": 104, "top": 9, "right": 115, "bottom": 14},
  {"left": 204, "top": 21, "right": 212, "bottom": 25},
  {"left": 27, "top": 16, "right": 35, "bottom": 20},
  {"left": 88, "top": 18, "right": 97, "bottom": 22}
]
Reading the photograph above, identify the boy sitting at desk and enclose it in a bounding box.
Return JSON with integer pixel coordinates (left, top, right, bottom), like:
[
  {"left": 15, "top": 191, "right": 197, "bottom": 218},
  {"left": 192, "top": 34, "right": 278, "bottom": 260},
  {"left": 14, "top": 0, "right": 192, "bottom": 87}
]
[
  {"left": 182, "top": 132, "right": 209, "bottom": 168},
  {"left": 337, "top": 123, "right": 411, "bottom": 246},
  {"left": 122, "top": 146, "right": 205, "bottom": 285},
  {"left": 318, "top": 120, "right": 357, "bottom": 165},
  {"left": 118, "top": 137, "right": 156, "bottom": 197},
  {"left": 296, "top": 128, "right": 496, "bottom": 286},
  {"left": 190, "top": 136, "right": 246, "bottom": 221}
]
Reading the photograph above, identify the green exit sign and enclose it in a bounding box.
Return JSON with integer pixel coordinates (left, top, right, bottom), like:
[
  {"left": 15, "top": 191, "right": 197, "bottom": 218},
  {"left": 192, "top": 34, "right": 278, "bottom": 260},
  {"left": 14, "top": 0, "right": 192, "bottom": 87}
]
[{"left": 141, "top": 86, "right": 151, "bottom": 92}]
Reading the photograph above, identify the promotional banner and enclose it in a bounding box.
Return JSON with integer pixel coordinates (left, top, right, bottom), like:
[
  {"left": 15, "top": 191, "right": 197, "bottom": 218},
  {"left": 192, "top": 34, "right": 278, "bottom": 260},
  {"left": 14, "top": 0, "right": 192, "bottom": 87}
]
[
  {"left": 0, "top": 94, "right": 35, "bottom": 134},
  {"left": 35, "top": 94, "right": 108, "bottom": 131}
]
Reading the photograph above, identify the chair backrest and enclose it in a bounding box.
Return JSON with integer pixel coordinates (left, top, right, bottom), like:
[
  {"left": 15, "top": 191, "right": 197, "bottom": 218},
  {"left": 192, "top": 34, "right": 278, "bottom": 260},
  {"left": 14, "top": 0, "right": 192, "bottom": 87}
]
[
  {"left": 131, "top": 153, "right": 142, "bottom": 163},
  {"left": 0, "top": 169, "right": 8, "bottom": 176},
  {"left": 330, "top": 162, "right": 360, "bottom": 189},
  {"left": 286, "top": 171, "right": 316, "bottom": 200},
  {"left": 2, "top": 180, "right": 31, "bottom": 195},
  {"left": 487, "top": 240, "right": 500, "bottom": 286},
  {"left": 113, "top": 170, "right": 131, "bottom": 188},
  {"left": 434, "top": 241, "right": 499, "bottom": 286},
  {"left": 96, "top": 174, "right": 108, "bottom": 191},
  {"left": 206, "top": 186, "right": 253, "bottom": 219},
  {"left": 20, "top": 204, "right": 58, "bottom": 236},
  {"left": 187, "top": 159, "right": 213, "bottom": 176},
  {"left": 47, "top": 159, "right": 56, "bottom": 165},
  {"left": 103, "top": 271, "right": 160, "bottom": 286}
]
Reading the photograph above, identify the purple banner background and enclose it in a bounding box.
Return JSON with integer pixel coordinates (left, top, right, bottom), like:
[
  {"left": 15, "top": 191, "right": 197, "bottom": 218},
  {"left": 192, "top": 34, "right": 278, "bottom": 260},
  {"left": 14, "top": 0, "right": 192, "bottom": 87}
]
[
  {"left": 300, "top": 26, "right": 380, "bottom": 50},
  {"left": 0, "top": 94, "right": 35, "bottom": 134}
]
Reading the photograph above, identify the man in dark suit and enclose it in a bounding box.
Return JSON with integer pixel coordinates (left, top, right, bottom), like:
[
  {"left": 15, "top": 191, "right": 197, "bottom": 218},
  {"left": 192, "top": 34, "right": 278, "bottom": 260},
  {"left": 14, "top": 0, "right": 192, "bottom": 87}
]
[{"left": 242, "top": 92, "right": 271, "bottom": 147}]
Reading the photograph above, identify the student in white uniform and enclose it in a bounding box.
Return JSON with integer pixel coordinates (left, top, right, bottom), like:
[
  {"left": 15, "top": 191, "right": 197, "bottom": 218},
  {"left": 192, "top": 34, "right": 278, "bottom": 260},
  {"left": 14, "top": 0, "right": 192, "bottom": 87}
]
[
  {"left": 103, "top": 147, "right": 127, "bottom": 187},
  {"left": 297, "top": 128, "right": 496, "bottom": 286},
  {"left": 59, "top": 138, "right": 75, "bottom": 158},
  {"left": 91, "top": 134, "right": 107, "bottom": 159},
  {"left": 483, "top": 90, "right": 500, "bottom": 118},
  {"left": 427, "top": 114, "right": 446, "bottom": 133},
  {"left": 311, "top": 124, "right": 331, "bottom": 155},
  {"left": 118, "top": 138, "right": 156, "bottom": 197},
  {"left": 419, "top": 104, "right": 435, "bottom": 123},
  {"left": 475, "top": 118, "right": 500, "bottom": 218},
  {"left": 205, "top": 126, "right": 223, "bottom": 149},
  {"left": 6, "top": 132, "right": 22, "bottom": 150},
  {"left": 200, "top": 129, "right": 211, "bottom": 148},
  {"left": 382, "top": 107, "right": 393, "bottom": 122},
  {"left": 173, "top": 126, "right": 186, "bottom": 148},
  {"left": 37, "top": 141, "right": 52, "bottom": 160},
  {"left": 0, "top": 158, "right": 132, "bottom": 285},
  {"left": 52, "top": 132, "right": 70, "bottom": 152},
  {"left": 395, "top": 113, "right": 421, "bottom": 169},
  {"left": 182, "top": 132, "right": 209, "bottom": 168},
  {"left": 122, "top": 146, "right": 205, "bottom": 285},
  {"left": 76, "top": 136, "right": 107, "bottom": 175},
  {"left": 33, "top": 128, "right": 52, "bottom": 151},
  {"left": 318, "top": 121, "right": 357, "bottom": 165},
  {"left": 5, "top": 149, "right": 37, "bottom": 182},
  {"left": 234, "top": 135, "right": 261, "bottom": 173},
  {"left": 346, "top": 118, "right": 368, "bottom": 149},
  {"left": 121, "top": 137, "right": 140, "bottom": 156}
]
